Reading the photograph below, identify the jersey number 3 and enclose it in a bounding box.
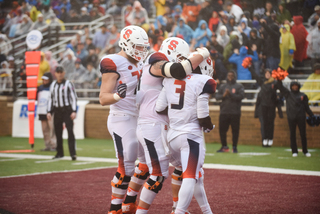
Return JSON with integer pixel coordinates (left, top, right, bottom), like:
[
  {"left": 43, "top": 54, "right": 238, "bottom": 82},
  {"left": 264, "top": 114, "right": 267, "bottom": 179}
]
[{"left": 171, "top": 80, "right": 185, "bottom": 110}]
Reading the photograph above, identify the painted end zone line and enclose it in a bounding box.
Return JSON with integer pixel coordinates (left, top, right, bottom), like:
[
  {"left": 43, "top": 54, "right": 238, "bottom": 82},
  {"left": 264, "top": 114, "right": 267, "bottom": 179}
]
[{"left": 0, "top": 153, "right": 319, "bottom": 177}]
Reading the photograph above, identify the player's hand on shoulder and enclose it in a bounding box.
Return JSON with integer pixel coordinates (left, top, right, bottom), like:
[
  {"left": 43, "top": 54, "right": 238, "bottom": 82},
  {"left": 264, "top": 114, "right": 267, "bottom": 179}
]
[{"left": 196, "top": 47, "right": 210, "bottom": 59}]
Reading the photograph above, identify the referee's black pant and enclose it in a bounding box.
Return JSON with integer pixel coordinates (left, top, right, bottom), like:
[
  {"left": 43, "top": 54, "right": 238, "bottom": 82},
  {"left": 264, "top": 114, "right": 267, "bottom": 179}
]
[{"left": 54, "top": 107, "right": 76, "bottom": 157}]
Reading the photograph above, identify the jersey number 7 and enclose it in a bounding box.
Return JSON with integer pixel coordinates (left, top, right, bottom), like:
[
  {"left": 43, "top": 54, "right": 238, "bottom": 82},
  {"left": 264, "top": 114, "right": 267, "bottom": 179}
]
[{"left": 171, "top": 80, "right": 185, "bottom": 110}]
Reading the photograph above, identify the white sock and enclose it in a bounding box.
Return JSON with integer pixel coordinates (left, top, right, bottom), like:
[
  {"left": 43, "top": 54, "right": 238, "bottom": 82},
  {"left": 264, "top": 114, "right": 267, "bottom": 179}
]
[{"left": 176, "top": 178, "right": 196, "bottom": 212}]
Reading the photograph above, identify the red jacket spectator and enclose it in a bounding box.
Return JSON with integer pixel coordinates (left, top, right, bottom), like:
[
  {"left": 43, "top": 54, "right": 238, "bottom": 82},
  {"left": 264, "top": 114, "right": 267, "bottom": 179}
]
[
  {"left": 182, "top": 0, "right": 201, "bottom": 23},
  {"left": 92, "top": 0, "right": 105, "bottom": 16},
  {"left": 291, "top": 16, "right": 308, "bottom": 62},
  {"left": 208, "top": 11, "right": 220, "bottom": 33}
]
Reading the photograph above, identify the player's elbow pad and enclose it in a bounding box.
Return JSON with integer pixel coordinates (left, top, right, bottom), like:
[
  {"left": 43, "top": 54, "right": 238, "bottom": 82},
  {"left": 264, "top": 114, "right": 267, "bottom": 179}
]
[{"left": 162, "top": 59, "right": 193, "bottom": 80}]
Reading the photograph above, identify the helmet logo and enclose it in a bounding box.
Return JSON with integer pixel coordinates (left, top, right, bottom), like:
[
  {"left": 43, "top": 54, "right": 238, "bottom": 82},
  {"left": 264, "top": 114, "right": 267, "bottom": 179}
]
[
  {"left": 168, "top": 40, "right": 179, "bottom": 51},
  {"left": 206, "top": 58, "right": 212, "bottom": 65},
  {"left": 123, "top": 29, "right": 132, "bottom": 40}
]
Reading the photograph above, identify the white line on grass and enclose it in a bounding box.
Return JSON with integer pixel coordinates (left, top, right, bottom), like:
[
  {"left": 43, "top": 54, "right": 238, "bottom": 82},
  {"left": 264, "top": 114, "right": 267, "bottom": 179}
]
[
  {"left": 1, "top": 153, "right": 319, "bottom": 177},
  {"left": 0, "top": 158, "right": 24, "bottom": 162},
  {"left": 72, "top": 162, "right": 96, "bottom": 165}
]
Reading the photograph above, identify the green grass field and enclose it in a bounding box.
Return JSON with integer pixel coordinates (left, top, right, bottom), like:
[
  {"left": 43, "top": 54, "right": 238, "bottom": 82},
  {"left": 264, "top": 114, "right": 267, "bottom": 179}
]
[{"left": 0, "top": 136, "right": 319, "bottom": 177}]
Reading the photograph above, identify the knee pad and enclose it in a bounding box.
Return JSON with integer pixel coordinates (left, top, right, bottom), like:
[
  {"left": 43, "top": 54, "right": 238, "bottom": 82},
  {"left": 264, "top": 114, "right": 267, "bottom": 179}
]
[
  {"left": 111, "top": 171, "right": 131, "bottom": 190},
  {"left": 144, "top": 175, "right": 165, "bottom": 193},
  {"left": 171, "top": 168, "right": 183, "bottom": 182},
  {"left": 133, "top": 163, "right": 150, "bottom": 180}
]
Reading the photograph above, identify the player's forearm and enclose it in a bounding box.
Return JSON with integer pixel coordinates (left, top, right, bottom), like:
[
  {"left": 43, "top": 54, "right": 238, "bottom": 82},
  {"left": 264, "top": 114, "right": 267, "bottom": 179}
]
[{"left": 99, "top": 92, "right": 119, "bottom": 106}]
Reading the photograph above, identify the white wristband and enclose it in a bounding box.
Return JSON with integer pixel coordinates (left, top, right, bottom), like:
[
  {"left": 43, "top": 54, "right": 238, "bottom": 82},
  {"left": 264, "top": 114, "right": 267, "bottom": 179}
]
[{"left": 113, "top": 93, "right": 122, "bottom": 101}]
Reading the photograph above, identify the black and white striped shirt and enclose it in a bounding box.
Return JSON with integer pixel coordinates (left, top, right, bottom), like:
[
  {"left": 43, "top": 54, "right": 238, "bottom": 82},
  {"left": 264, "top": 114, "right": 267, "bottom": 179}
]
[{"left": 47, "top": 79, "right": 77, "bottom": 113}]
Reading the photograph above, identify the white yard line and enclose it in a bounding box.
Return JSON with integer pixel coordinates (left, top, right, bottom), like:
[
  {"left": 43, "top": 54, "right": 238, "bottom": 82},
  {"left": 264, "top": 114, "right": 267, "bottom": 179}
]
[{"left": 0, "top": 153, "right": 319, "bottom": 177}]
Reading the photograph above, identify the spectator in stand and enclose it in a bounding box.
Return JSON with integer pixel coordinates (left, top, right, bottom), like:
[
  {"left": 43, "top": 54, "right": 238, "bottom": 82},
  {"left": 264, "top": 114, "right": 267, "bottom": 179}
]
[
  {"left": 154, "top": 0, "right": 166, "bottom": 16},
  {"left": 45, "top": 51, "right": 58, "bottom": 80},
  {"left": 307, "top": 20, "right": 320, "bottom": 66},
  {"left": 263, "top": 1, "right": 276, "bottom": 24},
  {"left": 279, "top": 24, "right": 296, "bottom": 71},
  {"left": 208, "top": 32, "right": 224, "bottom": 54},
  {"left": 243, "top": 11, "right": 253, "bottom": 28},
  {"left": 38, "top": 52, "right": 50, "bottom": 86},
  {"left": 126, "top": 1, "right": 149, "bottom": 26},
  {"left": 9, "top": 1, "right": 21, "bottom": 16},
  {"left": 70, "top": 0, "right": 82, "bottom": 13},
  {"left": 29, "top": 4, "right": 42, "bottom": 22},
  {"left": 249, "top": 67, "right": 279, "bottom": 147},
  {"left": 199, "top": 0, "right": 214, "bottom": 23},
  {"left": 84, "top": 46, "right": 99, "bottom": 68},
  {"left": 0, "top": 61, "right": 11, "bottom": 95},
  {"left": 53, "top": 6, "right": 61, "bottom": 19},
  {"left": 239, "top": 17, "right": 251, "bottom": 38},
  {"left": 291, "top": 16, "right": 308, "bottom": 67},
  {"left": 260, "top": 18, "right": 280, "bottom": 70},
  {"left": 278, "top": 80, "right": 314, "bottom": 157},
  {"left": 100, "top": 24, "right": 120, "bottom": 55},
  {"left": 15, "top": 14, "right": 33, "bottom": 37},
  {"left": 68, "top": 10, "right": 80, "bottom": 30},
  {"left": 85, "top": 37, "right": 95, "bottom": 52},
  {"left": 31, "top": 13, "right": 47, "bottom": 30},
  {"left": 210, "top": 48, "right": 228, "bottom": 83},
  {"left": 37, "top": 72, "right": 56, "bottom": 152},
  {"left": 152, "top": 36, "right": 164, "bottom": 52},
  {"left": 90, "top": 8, "right": 102, "bottom": 20},
  {"left": 71, "top": 58, "right": 86, "bottom": 91},
  {"left": 226, "top": 2, "right": 243, "bottom": 24},
  {"left": 42, "top": 5, "right": 55, "bottom": 21},
  {"left": 76, "top": 42, "right": 89, "bottom": 63},
  {"left": 51, "top": 0, "right": 60, "bottom": 8},
  {"left": 226, "top": 15, "right": 237, "bottom": 35},
  {"left": 172, "top": 4, "right": 182, "bottom": 18},
  {"left": 60, "top": 0, "right": 71, "bottom": 12},
  {"left": 173, "top": 18, "right": 194, "bottom": 44},
  {"left": 0, "top": 49, "right": 7, "bottom": 65},
  {"left": 215, "top": 71, "right": 245, "bottom": 153},
  {"left": 79, "top": 7, "right": 91, "bottom": 23},
  {"left": 181, "top": 0, "right": 201, "bottom": 30},
  {"left": 308, "top": 5, "right": 320, "bottom": 28},
  {"left": 7, "top": 9, "right": 23, "bottom": 38},
  {"left": 0, "top": 34, "right": 12, "bottom": 56},
  {"left": 106, "top": 0, "right": 121, "bottom": 15},
  {"left": 165, "top": 14, "right": 175, "bottom": 34},
  {"left": 223, "top": 32, "right": 241, "bottom": 69},
  {"left": 300, "top": 63, "right": 320, "bottom": 103},
  {"left": 276, "top": 2, "right": 291, "bottom": 24},
  {"left": 248, "top": 28, "right": 263, "bottom": 76},
  {"left": 61, "top": 48, "right": 76, "bottom": 79},
  {"left": 82, "top": 27, "right": 93, "bottom": 41},
  {"left": 208, "top": 11, "right": 220, "bottom": 33},
  {"left": 229, "top": 45, "right": 258, "bottom": 80},
  {"left": 59, "top": 7, "right": 69, "bottom": 23},
  {"left": 153, "top": 15, "right": 168, "bottom": 38},
  {"left": 92, "top": 24, "right": 110, "bottom": 53},
  {"left": 217, "top": 25, "right": 229, "bottom": 48},
  {"left": 21, "top": 1, "right": 32, "bottom": 14},
  {"left": 82, "top": 62, "right": 99, "bottom": 97},
  {"left": 252, "top": 14, "right": 261, "bottom": 31},
  {"left": 92, "top": 0, "right": 105, "bottom": 15},
  {"left": 192, "top": 20, "right": 212, "bottom": 49}
]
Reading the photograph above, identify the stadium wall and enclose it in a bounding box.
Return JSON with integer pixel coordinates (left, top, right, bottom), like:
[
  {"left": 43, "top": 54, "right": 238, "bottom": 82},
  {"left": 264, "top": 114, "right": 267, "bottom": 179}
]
[{"left": 0, "top": 97, "right": 319, "bottom": 148}]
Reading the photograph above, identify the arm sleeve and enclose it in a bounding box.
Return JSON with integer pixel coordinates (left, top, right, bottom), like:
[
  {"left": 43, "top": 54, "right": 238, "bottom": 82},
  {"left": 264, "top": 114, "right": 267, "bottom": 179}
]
[
  {"left": 228, "top": 53, "right": 239, "bottom": 64},
  {"left": 47, "top": 82, "right": 54, "bottom": 114},
  {"left": 248, "top": 64, "right": 263, "bottom": 86},
  {"left": 197, "top": 93, "right": 210, "bottom": 119},
  {"left": 229, "top": 84, "right": 245, "bottom": 101},
  {"left": 303, "top": 94, "right": 314, "bottom": 117},
  {"left": 251, "top": 51, "right": 259, "bottom": 61},
  {"left": 155, "top": 87, "right": 168, "bottom": 113},
  {"left": 68, "top": 81, "right": 78, "bottom": 112},
  {"left": 278, "top": 80, "right": 290, "bottom": 98}
]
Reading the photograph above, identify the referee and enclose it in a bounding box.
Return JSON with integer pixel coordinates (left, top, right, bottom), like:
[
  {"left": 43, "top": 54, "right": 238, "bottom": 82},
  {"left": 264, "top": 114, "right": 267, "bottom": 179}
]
[{"left": 47, "top": 66, "right": 77, "bottom": 161}]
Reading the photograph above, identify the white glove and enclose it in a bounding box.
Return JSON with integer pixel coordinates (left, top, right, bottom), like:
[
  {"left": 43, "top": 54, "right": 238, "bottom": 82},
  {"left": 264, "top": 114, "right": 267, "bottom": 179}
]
[{"left": 196, "top": 47, "right": 210, "bottom": 59}]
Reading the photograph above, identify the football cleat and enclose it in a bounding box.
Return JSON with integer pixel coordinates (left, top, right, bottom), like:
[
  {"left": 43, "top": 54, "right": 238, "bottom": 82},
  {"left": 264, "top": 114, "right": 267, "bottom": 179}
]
[
  {"left": 108, "top": 210, "right": 122, "bottom": 214},
  {"left": 122, "top": 202, "right": 137, "bottom": 214},
  {"left": 171, "top": 207, "right": 191, "bottom": 214}
]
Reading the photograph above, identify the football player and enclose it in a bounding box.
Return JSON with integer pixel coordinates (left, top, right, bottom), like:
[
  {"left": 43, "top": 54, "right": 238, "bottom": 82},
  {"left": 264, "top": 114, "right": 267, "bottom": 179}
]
[
  {"left": 155, "top": 52, "right": 217, "bottom": 214},
  {"left": 99, "top": 25, "right": 150, "bottom": 214}
]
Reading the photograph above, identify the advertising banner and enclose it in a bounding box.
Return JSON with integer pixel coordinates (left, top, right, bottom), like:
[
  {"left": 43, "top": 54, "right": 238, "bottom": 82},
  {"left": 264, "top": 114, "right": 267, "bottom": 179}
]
[{"left": 12, "top": 100, "right": 89, "bottom": 139}]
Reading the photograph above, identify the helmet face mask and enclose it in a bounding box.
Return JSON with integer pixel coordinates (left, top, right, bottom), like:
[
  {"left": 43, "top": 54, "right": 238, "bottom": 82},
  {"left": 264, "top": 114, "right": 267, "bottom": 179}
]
[
  {"left": 159, "top": 37, "right": 190, "bottom": 63},
  {"left": 119, "top": 25, "right": 150, "bottom": 62}
]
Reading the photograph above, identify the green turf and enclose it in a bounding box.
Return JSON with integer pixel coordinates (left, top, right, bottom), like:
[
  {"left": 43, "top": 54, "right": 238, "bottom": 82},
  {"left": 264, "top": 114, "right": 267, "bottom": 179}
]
[{"left": 0, "top": 137, "right": 319, "bottom": 177}]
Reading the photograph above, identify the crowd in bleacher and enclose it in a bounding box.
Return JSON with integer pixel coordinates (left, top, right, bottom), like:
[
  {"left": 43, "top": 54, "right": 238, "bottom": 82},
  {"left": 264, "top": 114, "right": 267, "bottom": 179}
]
[{"left": 0, "top": 0, "right": 319, "bottom": 103}]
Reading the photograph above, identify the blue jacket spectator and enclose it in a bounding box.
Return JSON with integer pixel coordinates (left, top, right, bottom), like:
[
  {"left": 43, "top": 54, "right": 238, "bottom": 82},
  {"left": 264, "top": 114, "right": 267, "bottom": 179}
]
[
  {"left": 173, "top": 18, "right": 194, "bottom": 44},
  {"left": 193, "top": 20, "right": 212, "bottom": 48},
  {"left": 240, "top": 17, "right": 251, "bottom": 38},
  {"left": 229, "top": 46, "right": 258, "bottom": 80},
  {"left": 154, "top": 15, "right": 166, "bottom": 32},
  {"left": 172, "top": 5, "right": 182, "bottom": 17},
  {"left": 93, "top": 25, "right": 110, "bottom": 50}
]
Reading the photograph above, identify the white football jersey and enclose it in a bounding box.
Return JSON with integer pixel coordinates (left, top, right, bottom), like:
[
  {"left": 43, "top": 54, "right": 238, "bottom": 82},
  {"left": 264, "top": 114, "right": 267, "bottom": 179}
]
[
  {"left": 160, "top": 73, "right": 216, "bottom": 140},
  {"left": 137, "top": 52, "right": 169, "bottom": 124},
  {"left": 100, "top": 54, "right": 143, "bottom": 116}
]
